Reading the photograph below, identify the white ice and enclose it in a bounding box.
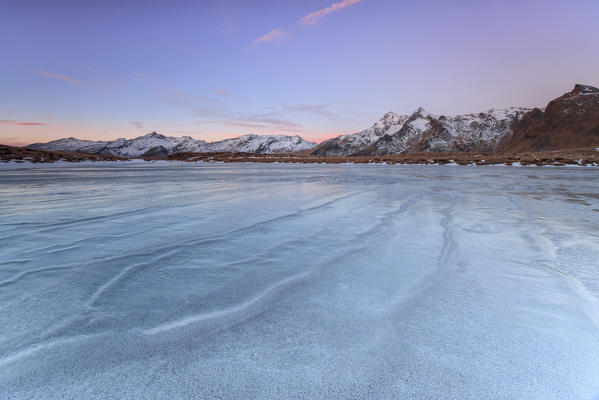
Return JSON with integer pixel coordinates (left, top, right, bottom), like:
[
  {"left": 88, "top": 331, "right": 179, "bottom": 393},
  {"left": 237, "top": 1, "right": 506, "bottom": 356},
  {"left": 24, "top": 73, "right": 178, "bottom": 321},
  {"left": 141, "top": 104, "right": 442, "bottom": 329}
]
[{"left": 1, "top": 163, "right": 599, "bottom": 399}]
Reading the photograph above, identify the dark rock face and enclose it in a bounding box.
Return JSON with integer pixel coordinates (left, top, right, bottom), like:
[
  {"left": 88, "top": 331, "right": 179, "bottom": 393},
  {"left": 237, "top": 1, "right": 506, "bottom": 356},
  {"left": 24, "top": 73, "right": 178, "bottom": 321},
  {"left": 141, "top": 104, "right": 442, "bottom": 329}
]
[
  {"left": 498, "top": 84, "right": 599, "bottom": 152},
  {"left": 141, "top": 146, "right": 170, "bottom": 158}
]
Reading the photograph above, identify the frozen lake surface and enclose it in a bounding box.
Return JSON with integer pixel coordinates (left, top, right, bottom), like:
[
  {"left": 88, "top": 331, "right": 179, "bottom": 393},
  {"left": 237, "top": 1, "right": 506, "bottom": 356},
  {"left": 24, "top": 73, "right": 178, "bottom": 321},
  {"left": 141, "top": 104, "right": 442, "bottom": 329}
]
[{"left": 1, "top": 163, "right": 599, "bottom": 399}]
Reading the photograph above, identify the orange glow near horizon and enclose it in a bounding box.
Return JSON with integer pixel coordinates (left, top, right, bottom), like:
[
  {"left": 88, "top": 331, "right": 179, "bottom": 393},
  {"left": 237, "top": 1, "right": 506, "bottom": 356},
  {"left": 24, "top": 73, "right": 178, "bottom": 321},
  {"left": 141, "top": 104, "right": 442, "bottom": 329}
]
[{"left": 0, "top": 123, "right": 340, "bottom": 147}]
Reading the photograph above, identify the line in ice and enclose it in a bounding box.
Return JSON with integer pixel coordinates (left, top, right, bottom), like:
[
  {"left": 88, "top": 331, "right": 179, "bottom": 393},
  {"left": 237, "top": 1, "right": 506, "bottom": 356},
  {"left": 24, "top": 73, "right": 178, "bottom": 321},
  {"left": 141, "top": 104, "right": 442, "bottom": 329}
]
[
  {"left": 86, "top": 192, "right": 363, "bottom": 302},
  {"left": 21, "top": 230, "right": 151, "bottom": 255},
  {"left": 142, "top": 271, "right": 311, "bottom": 335},
  {"left": 88, "top": 248, "right": 182, "bottom": 306},
  {"left": 0, "top": 265, "right": 73, "bottom": 287},
  {"left": 0, "top": 334, "right": 101, "bottom": 369}
]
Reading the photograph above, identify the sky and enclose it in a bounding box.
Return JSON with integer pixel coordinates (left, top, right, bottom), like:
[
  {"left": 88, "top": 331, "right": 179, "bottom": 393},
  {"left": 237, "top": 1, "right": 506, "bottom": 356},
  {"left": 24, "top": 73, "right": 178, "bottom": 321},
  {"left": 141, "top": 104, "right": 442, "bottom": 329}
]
[{"left": 1, "top": 0, "right": 598, "bottom": 146}]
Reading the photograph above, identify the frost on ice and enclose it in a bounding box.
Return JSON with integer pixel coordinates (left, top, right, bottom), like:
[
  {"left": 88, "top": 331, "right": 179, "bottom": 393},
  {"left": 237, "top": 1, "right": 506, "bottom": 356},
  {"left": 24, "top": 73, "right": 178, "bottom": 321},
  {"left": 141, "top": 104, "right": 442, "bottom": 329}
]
[{"left": 0, "top": 163, "right": 599, "bottom": 399}]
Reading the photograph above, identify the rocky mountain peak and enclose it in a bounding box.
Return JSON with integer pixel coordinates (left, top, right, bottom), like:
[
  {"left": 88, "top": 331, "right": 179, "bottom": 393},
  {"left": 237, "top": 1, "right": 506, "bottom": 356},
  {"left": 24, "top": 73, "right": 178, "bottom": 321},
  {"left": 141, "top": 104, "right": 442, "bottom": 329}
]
[
  {"left": 573, "top": 84, "right": 599, "bottom": 94},
  {"left": 411, "top": 107, "right": 435, "bottom": 119},
  {"left": 381, "top": 111, "right": 400, "bottom": 121},
  {"left": 141, "top": 132, "right": 166, "bottom": 139}
]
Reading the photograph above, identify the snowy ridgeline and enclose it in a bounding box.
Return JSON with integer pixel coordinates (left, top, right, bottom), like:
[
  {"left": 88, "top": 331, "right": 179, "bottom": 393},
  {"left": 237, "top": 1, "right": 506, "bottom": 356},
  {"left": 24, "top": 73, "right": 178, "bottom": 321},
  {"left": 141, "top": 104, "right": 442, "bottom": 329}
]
[
  {"left": 1, "top": 164, "right": 599, "bottom": 398},
  {"left": 27, "top": 132, "right": 317, "bottom": 157},
  {"left": 26, "top": 107, "right": 531, "bottom": 158},
  {"left": 313, "top": 107, "right": 532, "bottom": 156}
]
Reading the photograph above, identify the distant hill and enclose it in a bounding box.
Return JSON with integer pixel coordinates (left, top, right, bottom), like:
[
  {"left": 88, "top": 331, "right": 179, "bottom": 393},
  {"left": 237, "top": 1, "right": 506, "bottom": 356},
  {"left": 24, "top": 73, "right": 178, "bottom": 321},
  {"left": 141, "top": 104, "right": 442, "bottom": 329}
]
[{"left": 27, "top": 133, "right": 317, "bottom": 157}]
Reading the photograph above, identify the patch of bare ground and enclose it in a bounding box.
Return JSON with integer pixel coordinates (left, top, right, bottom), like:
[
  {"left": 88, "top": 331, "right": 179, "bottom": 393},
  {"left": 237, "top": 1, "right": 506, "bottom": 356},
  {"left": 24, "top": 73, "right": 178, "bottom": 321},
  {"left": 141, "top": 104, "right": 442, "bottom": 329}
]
[
  {"left": 3, "top": 144, "right": 597, "bottom": 166},
  {"left": 166, "top": 147, "right": 599, "bottom": 166},
  {"left": 0, "top": 145, "right": 124, "bottom": 163}
]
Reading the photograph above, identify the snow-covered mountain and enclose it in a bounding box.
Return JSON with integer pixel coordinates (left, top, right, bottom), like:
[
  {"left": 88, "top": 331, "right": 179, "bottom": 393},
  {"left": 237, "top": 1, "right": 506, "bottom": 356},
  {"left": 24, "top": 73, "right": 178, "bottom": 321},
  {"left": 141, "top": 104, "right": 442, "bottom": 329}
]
[
  {"left": 206, "top": 134, "right": 316, "bottom": 154},
  {"left": 312, "top": 112, "right": 409, "bottom": 156},
  {"left": 28, "top": 132, "right": 317, "bottom": 157},
  {"left": 362, "top": 107, "right": 531, "bottom": 155},
  {"left": 27, "top": 138, "right": 113, "bottom": 154},
  {"left": 25, "top": 106, "right": 536, "bottom": 158},
  {"left": 312, "top": 107, "right": 531, "bottom": 156}
]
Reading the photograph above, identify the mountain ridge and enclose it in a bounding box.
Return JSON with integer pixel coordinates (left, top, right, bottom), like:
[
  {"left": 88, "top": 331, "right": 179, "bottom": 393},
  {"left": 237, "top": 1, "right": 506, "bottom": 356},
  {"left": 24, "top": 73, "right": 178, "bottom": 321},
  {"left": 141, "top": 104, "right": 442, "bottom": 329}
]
[
  {"left": 316, "top": 106, "right": 531, "bottom": 156},
  {"left": 28, "top": 132, "right": 317, "bottom": 157},
  {"left": 25, "top": 84, "right": 599, "bottom": 157}
]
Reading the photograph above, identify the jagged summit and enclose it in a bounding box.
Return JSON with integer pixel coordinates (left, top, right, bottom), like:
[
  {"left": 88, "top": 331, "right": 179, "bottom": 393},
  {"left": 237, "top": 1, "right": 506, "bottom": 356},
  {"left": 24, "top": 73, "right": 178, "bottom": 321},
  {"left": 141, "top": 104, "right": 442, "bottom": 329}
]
[
  {"left": 141, "top": 132, "right": 165, "bottom": 138},
  {"left": 381, "top": 111, "right": 400, "bottom": 121},
  {"left": 411, "top": 106, "right": 439, "bottom": 120},
  {"left": 573, "top": 84, "right": 599, "bottom": 94},
  {"left": 314, "top": 106, "right": 531, "bottom": 156}
]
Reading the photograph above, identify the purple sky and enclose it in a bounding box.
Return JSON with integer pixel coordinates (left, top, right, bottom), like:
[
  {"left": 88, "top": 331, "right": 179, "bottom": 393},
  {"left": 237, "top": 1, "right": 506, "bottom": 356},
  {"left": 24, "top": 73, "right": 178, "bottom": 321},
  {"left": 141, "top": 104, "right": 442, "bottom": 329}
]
[{"left": 1, "top": 0, "right": 598, "bottom": 146}]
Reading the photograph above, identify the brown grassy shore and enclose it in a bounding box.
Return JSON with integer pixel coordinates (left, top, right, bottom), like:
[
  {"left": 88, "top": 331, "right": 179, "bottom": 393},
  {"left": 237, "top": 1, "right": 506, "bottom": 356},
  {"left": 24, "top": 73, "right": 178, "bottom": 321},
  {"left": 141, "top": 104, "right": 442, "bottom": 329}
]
[
  {"left": 1, "top": 144, "right": 598, "bottom": 166},
  {"left": 0, "top": 145, "right": 124, "bottom": 163},
  {"left": 167, "top": 148, "right": 599, "bottom": 167}
]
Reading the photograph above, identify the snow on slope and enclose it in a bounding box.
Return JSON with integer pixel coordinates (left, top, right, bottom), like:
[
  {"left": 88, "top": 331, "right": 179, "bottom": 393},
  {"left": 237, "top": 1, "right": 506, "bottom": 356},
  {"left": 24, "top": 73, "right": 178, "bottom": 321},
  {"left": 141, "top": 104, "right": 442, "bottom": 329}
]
[
  {"left": 26, "top": 106, "right": 530, "bottom": 158},
  {"left": 206, "top": 134, "right": 315, "bottom": 154},
  {"left": 312, "top": 107, "right": 530, "bottom": 156},
  {"left": 311, "top": 112, "right": 409, "bottom": 156},
  {"left": 367, "top": 106, "right": 531, "bottom": 155},
  {"left": 101, "top": 133, "right": 209, "bottom": 157},
  {"left": 27, "top": 137, "right": 111, "bottom": 154},
  {"left": 28, "top": 132, "right": 317, "bottom": 157}
]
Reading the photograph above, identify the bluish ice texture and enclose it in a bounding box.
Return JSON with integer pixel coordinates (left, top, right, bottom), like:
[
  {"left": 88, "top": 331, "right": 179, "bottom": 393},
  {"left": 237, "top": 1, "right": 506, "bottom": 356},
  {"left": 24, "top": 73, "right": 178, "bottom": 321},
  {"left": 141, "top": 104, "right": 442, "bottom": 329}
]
[{"left": 1, "top": 162, "right": 599, "bottom": 399}]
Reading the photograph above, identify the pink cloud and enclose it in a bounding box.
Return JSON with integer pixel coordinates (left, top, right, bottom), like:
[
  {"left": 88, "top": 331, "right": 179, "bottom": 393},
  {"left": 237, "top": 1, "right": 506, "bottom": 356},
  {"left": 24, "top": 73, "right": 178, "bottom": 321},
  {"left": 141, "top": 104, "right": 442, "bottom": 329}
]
[
  {"left": 251, "top": 28, "right": 289, "bottom": 46},
  {"left": 300, "top": 0, "right": 363, "bottom": 26},
  {"left": 213, "top": 89, "right": 228, "bottom": 97},
  {"left": 36, "top": 70, "right": 89, "bottom": 87},
  {"left": 0, "top": 120, "right": 47, "bottom": 126}
]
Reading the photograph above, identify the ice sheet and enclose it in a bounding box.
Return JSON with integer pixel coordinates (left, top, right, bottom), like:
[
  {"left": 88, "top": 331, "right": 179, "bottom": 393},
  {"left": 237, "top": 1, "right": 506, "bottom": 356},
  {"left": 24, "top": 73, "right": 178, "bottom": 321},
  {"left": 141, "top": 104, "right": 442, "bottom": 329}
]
[{"left": 1, "top": 163, "right": 598, "bottom": 399}]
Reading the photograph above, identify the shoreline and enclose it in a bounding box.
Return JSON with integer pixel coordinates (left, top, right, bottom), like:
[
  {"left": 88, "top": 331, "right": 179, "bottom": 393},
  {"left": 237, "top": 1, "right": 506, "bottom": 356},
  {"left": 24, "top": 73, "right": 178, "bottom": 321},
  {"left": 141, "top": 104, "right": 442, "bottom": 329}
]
[
  {"left": 1, "top": 144, "right": 598, "bottom": 168},
  {"left": 2, "top": 159, "right": 598, "bottom": 170}
]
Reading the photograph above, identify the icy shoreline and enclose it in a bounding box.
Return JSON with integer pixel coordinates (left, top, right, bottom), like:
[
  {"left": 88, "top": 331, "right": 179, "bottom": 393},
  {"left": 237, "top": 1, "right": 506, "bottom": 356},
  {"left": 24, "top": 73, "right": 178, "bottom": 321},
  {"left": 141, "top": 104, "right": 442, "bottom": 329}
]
[{"left": 1, "top": 158, "right": 598, "bottom": 170}]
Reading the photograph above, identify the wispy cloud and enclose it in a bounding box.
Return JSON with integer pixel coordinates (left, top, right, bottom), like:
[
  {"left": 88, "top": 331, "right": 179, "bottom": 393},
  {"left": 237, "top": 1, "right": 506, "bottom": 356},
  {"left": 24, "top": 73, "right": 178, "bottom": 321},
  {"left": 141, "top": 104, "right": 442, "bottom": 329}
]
[
  {"left": 299, "top": 0, "right": 363, "bottom": 26},
  {"left": 213, "top": 89, "right": 248, "bottom": 103},
  {"left": 225, "top": 116, "right": 303, "bottom": 131},
  {"left": 131, "top": 121, "right": 144, "bottom": 129},
  {"left": 0, "top": 119, "right": 47, "bottom": 126},
  {"left": 251, "top": 28, "right": 289, "bottom": 46},
  {"left": 35, "top": 70, "right": 89, "bottom": 87},
  {"left": 195, "top": 111, "right": 304, "bottom": 132},
  {"left": 159, "top": 89, "right": 221, "bottom": 108},
  {"left": 282, "top": 104, "right": 337, "bottom": 119},
  {"left": 193, "top": 102, "right": 342, "bottom": 134}
]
